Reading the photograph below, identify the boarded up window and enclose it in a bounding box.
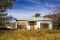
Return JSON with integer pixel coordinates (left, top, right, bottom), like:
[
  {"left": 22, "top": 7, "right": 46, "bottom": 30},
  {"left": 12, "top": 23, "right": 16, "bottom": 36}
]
[
  {"left": 17, "top": 21, "right": 27, "bottom": 29},
  {"left": 40, "top": 21, "right": 49, "bottom": 29}
]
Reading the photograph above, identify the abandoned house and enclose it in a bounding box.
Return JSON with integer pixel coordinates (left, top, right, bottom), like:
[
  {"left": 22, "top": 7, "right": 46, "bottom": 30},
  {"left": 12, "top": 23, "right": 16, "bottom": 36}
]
[{"left": 17, "top": 17, "right": 52, "bottom": 30}]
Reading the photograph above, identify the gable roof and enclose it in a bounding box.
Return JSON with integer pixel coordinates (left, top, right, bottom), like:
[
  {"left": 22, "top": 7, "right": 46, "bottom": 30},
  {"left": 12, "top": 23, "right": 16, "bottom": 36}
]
[{"left": 17, "top": 17, "right": 52, "bottom": 21}]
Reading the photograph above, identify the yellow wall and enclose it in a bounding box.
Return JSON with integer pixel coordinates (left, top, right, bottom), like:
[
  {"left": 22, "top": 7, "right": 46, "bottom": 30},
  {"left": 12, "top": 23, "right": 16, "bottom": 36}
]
[{"left": 40, "top": 21, "right": 48, "bottom": 24}]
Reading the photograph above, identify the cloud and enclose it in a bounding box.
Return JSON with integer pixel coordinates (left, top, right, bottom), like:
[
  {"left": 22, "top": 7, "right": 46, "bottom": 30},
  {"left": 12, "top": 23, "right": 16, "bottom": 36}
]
[
  {"left": 45, "top": 2, "right": 60, "bottom": 8},
  {"left": 26, "top": 0, "right": 40, "bottom": 4},
  {"left": 45, "top": 3, "right": 55, "bottom": 8},
  {"left": 7, "top": 0, "right": 60, "bottom": 18},
  {"left": 19, "top": 5, "right": 44, "bottom": 11},
  {"left": 26, "top": 0, "right": 60, "bottom": 5},
  {"left": 7, "top": 7, "right": 52, "bottom": 18},
  {"left": 7, "top": 9, "right": 37, "bottom": 18}
]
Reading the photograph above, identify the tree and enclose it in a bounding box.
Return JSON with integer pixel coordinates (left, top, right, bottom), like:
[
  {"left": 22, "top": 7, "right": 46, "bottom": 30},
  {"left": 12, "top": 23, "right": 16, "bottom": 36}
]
[
  {"left": 0, "top": 0, "right": 15, "bottom": 13},
  {"left": 44, "top": 6, "right": 60, "bottom": 29},
  {"left": 35, "top": 13, "right": 41, "bottom": 17},
  {"left": 53, "top": 6, "right": 60, "bottom": 14},
  {"left": 44, "top": 13, "right": 60, "bottom": 29},
  {"left": 52, "top": 7, "right": 60, "bottom": 29},
  {"left": 0, "top": 0, "right": 15, "bottom": 28}
]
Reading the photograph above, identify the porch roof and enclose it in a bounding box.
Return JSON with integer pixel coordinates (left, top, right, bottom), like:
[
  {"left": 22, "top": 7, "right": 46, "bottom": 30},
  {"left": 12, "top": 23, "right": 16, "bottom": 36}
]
[{"left": 17, "top": 17, "right": 52, "bottom": 21}]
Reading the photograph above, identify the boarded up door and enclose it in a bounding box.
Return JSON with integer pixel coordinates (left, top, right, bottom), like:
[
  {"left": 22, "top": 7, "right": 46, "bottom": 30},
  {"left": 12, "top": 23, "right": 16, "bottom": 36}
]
[{"left": 30, "top": 22, "right": 34, "bottom": 30}]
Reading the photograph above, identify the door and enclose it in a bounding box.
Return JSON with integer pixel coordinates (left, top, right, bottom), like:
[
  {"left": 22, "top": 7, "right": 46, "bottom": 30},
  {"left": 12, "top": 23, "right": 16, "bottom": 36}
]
[{"left": 30, "top": 22, "right": 35, "bottom": 30}]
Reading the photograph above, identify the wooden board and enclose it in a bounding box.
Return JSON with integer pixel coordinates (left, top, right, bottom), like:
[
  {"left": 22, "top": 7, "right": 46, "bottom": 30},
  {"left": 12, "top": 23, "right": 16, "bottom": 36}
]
[
  {"left": 30, "top": 22, "right": 35, "bottom": 30},
  {"left": 17, "top": 21, "right": 27, "bottom": 28}
]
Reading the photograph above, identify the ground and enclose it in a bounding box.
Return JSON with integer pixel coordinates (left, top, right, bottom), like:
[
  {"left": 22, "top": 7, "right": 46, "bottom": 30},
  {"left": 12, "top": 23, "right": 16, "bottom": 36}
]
[{"left": 0, "top": 29, "right": 60, "bottom": 40}]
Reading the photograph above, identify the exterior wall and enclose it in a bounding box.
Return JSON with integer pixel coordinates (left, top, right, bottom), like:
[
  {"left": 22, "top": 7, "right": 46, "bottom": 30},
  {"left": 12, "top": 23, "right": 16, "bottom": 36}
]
[
  {"left": 15, "top": 22, "right": 17, "bottom": 29},
  {"left": 48, "top": 21, "right": 52, "bottom": 29},
  {"left": 26, "top": 22, "right": 30, "bottom": 29},
  {"left": 17, "top": 21, "right": 27, "bottom": 25},
  {"left": 17, "top": 20, "right": 52, "bottom": 30},
  {"left": 40, "top": 21, "right": 49, "bottom": 23},
  {"left": 34, "top": 21, "right": 40, "bottom": 29}
]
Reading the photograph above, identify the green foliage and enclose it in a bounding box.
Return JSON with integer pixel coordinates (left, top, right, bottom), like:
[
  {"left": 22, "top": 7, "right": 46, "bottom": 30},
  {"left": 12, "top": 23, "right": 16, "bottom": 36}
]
[
  {"left": 0, "top": 13, "right": 7, "bottom": 16},
  {"left": 0, "top": 0, "right": 15, "bottom": 12},
  {"left": 44, "top": 13, "right": 60, "bottom": 29},
  {"left": 53, "top": 16, "right": 60, "bottom": 29},
  {"left": 0, "top": 0, "right": 15, "bottom": 28},
  {"left": 35, "top": 13, "right": 41, "bottom": 17}
]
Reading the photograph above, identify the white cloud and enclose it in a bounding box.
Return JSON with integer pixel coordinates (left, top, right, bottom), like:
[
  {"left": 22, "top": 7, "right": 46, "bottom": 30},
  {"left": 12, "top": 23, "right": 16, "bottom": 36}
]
[
  {"left": 20, "top": 5, "right": 44, "bottom": 11},
  {"left": 26, "top": 0, "right": 40, "bottom": 4},
  {"left": 7, "top": 9, "right": 37, "bottom": 18},
  {"left": 6, "top": 0, "right": 60, "bottom": 19},
  {"left": 45, "top": 3, "right": 54, "bottom": 8},
  {"left": 45, "top": 2, "right": 60, "bottom": 8},
  {"left": 7, "top": 8, "right": 52, "bottom": 18}
]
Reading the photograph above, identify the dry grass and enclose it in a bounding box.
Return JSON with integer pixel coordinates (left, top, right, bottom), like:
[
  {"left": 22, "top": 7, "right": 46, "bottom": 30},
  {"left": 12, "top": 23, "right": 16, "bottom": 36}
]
[{"left": 0, "top": 29, "right": 60, "bottom": 40}]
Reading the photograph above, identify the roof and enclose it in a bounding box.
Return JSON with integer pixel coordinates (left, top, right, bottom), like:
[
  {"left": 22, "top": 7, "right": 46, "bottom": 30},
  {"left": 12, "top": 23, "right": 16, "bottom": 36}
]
[{"left": 17, "top": 17, "right": 52, "bottom": 21}]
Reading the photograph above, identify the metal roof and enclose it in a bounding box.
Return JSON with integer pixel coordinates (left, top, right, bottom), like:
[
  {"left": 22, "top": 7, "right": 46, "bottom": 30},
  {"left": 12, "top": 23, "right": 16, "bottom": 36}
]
[{"left": 17, "top": 17, "right": 52, "bottom": 21}]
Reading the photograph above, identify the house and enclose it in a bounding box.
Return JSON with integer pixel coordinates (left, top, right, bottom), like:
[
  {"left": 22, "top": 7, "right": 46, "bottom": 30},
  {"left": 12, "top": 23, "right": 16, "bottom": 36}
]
[{"left": 17, "top": 17, "right": 52, "bottom": 30}]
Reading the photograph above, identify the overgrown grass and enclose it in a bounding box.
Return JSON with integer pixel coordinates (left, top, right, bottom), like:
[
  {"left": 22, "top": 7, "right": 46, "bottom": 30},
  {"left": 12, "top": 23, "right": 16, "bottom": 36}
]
[{"left": 0, "top": 29, "right": 60, "bottom": 40}]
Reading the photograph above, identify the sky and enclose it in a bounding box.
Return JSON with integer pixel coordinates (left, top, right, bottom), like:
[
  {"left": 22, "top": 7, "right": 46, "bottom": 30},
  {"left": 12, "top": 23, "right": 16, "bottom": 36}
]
[{"left": 7, "top": 0, "right": 60, "bottom": 18}]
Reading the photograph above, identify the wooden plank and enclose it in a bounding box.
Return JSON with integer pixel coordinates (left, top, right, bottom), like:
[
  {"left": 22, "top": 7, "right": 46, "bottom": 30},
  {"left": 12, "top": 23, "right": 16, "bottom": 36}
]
[{"left": 30, "top": 22, "right": 34, "bottom": 30}]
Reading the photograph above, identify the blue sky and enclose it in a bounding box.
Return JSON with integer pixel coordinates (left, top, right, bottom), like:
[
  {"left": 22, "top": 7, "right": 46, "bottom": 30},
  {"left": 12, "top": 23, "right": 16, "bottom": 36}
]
[{"left": 7, "top": 0, "right": 60, "bottom": 18}]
